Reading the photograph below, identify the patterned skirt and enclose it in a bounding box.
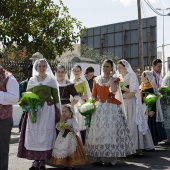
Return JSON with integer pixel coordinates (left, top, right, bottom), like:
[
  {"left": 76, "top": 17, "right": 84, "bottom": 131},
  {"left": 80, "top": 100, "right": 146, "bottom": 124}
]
[
  {"left": 85, "top": 102, "right": 135, "bottom": 158},
  {"left": 161, "top": 97, "right": 170, "bottom": 136}
]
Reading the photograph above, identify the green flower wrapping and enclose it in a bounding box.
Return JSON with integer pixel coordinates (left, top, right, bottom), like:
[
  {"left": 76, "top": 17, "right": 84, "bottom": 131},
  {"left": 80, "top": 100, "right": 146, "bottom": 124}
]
[
  {"left": 143, "top": 93, "right": 159, "bottom": 112},
  {"left": 58, "top": 122, "right": 69, "bottom": 138},
  {"left": 79, "top": 98, "right": 95, "bottom": 127},
  {"left": 18, "top": 92, "right": 42, "bottom": 123},
  {"left": 120, "top": 81, "right": 124, "bottom": 89},
  {"left": 159, "top": 86, "right": 170, "bottom": 104},
  {"left": 58, "top": 122, "right": 67, "bottom": 130}
]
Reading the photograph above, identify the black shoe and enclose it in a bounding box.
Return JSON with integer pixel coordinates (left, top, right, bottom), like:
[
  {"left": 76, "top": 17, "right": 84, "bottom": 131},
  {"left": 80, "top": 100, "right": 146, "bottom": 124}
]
[
  {"left": 60, "top": 167, "right": 68, "bottom": 170},
  {"left": 104, "top": 162, "right": 116, "bottom": 167},
  {"left": 68, "top": 167, "right": 74, "bottom": 170},
  {"left": 39, "top": 165, "right": 46, "bottom": 169},
  {"left": 29, "top": 166, "right": 39, "bottom": 170},
  {"left": 92, "top": 161, "right": 103, "bottom": 166}
]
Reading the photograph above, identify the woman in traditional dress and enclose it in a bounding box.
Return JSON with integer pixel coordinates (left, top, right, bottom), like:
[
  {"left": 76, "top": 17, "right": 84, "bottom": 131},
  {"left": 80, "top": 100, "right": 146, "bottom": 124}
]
[
  {"left": 117, "top": 60, "right": 154, "bottom": 156},
  {"left": 49, "top": 104, "right": 87, "bottom": 170},
  {"left": 140, "top": 70, "right": 167, "bottom": 145},
  {"left": 17, "top": 59, "right": 61, "bottom": 170},
  {"left": 161, "top": 68, "right": 170, "bottom": 142},
  {"left": 55, "top": 64, "right": 79, "bottom": 107},
  {"left": 70, "top": 65, "right": 91, "bottom": 145},
  {"left": 85, "top": 59, "right": 135, "bottom": 166}
]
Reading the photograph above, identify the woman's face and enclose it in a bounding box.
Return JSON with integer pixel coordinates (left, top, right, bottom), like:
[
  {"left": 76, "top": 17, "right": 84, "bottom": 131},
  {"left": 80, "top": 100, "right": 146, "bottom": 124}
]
[
  {"left": 36, "top": 61, "right": 47, "bottom": 75},
  {"left": 102, "top": 61, "right": 113, "bottom": 75},
  {"left": 141, "top": 74, "right": 149, "bottom": 83},
  {"left": 56, "top": 67, "right": 66, "bottom": 81},
  {"left": 62, "top": 107, "right": 72, "bottom": 119},
  {"left": 73, "top": 66, "right": 82, "bottom": 79},
  {"left": 117, "top": 63, "right": 127, "bottom": 75}
]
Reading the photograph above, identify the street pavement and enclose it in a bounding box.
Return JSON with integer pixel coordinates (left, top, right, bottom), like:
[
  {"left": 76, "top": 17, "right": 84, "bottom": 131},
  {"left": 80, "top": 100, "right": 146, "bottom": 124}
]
[{"left": 9, "top": 127, "right": 170, "bottom": 170}]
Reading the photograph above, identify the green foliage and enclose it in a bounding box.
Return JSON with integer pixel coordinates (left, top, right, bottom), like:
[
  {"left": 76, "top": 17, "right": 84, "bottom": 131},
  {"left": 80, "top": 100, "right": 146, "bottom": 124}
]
[
  {"left": 0, "top": 0, "right": 85, "bottom": 59},
  {"left": 80, "top": 44, "right": 118, "bottom": 65}
]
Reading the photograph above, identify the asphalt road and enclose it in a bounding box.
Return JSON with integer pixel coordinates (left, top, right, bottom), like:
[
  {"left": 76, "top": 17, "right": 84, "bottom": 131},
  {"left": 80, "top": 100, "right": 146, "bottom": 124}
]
[{"left": 9, "top": 142, "right": 170, "bottom": 170}]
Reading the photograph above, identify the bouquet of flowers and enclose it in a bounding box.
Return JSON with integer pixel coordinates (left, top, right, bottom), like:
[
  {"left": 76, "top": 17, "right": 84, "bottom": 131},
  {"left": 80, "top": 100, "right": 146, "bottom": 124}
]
[
  {"left": 58, "top": 121, "right": 67, "bottom": 130},
  {"left": 18, "top": 92, "right": 42, "bottom": 123},
  {"left": 159, "top": 86, "right": 170, "bottom": 104},
  {"left": 143, "top": 93, "right": 159, "bottom": 112},
  {"left": 79, "top": 98, "right": 95, "bottom": 127},
  {"left": 58, "top": 121, "right": 71, "bottom": 138}
]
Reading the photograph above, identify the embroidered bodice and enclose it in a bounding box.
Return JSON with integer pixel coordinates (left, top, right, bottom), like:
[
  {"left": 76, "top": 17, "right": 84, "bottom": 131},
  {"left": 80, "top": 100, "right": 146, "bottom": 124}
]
[{"left": 92, "top": 76, "right": 121, "bottom": 105}]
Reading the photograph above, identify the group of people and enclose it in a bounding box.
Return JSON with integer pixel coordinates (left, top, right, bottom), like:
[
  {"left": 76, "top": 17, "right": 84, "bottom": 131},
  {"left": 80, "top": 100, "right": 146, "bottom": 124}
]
[{"left": 0, "top": 51, "right": 169, "bottom": 170}]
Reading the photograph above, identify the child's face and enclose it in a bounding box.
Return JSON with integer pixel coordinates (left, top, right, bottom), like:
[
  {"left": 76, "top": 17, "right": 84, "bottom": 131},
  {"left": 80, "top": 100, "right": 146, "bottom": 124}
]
[{"left": 62, "top": 107, "right": 72, "bottom": 119}]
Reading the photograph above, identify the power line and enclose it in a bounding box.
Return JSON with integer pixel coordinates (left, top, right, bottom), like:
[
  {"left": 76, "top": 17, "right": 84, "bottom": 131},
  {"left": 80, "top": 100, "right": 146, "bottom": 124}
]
[
  {"left": 143, "top": 0, "right": 168, "bottom": 16},
  {"left": 141, "top": 0, "right": 146, "bottom": 18}
]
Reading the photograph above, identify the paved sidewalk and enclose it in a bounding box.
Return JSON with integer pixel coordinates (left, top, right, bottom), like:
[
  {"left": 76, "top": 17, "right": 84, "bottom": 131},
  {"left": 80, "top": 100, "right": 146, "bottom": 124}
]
[{"left": 10, "top": 126, "right": 20, "bottom": 144}]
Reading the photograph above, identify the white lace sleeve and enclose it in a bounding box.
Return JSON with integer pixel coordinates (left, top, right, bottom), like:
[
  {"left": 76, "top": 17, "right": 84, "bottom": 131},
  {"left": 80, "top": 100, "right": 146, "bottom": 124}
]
[
  {"left": 129, "top": 74, "right": 139, "bottom": 93},
  {"left": 72, "top": 119, "right": 80, "bottom": 133}
]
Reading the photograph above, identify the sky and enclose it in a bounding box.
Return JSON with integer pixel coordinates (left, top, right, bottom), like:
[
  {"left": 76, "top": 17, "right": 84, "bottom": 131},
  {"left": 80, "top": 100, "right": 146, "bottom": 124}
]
[{"left": 53, "top": 0, "right": 170, "bottom": 67}]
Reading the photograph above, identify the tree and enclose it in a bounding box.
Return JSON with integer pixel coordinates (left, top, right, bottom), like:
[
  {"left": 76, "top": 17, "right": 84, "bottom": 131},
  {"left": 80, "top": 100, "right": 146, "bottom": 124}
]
[
  {"left": 0, "top": 0, "right": 85, "bottom": 59},
  {"left": 80, "top": 44, "right": 119, "bottom": 65}
]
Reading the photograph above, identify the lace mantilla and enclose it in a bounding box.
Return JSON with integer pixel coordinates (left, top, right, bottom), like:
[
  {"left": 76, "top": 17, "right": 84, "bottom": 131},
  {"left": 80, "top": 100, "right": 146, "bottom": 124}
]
[{"left": 122, "top": 73, "right": 148, "bottom": 135}]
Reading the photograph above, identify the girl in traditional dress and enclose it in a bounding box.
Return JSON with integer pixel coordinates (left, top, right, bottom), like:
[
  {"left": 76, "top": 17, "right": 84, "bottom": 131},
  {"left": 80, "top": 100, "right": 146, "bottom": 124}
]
[
  {"left": 49, "top": 104, "right": 87, "bottom": 170},
  {"left": 161, "top": 68, "right": 170, "bottom": 142},
  {"left": 17, "top": 59, "right": 61, "bottom": 170},
  {"left": 117, "top": 60, "right": 154, "bottom": 156},
  {"left": 70, "top": 65, "right": 91, "bottom": 144},
  {"left": 85, "top": 59, "right": 135, "bottom": 166},
  {"left": 140, "top": 70, "right": 167, "bottom": 145},
  {"left": 55, "top": 65, "right": 79, "bottom": 107}
]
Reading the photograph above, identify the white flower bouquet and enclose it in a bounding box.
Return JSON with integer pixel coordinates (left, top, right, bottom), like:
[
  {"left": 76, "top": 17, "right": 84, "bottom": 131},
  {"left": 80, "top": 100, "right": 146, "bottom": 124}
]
[{"left": 79, "top": 98, "right": 95, "bottom": 127}]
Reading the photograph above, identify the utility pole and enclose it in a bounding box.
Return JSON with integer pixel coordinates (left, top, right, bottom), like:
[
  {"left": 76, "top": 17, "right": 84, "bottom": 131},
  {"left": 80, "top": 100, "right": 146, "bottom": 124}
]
[
  {"left": 148, "top": 26, "right": 152, "bottom": 70},
  {"left": 123, "top": 29, "right": 127, "bottom": 59},
  {"left": 137, "top": 0, "right": 144, "bottom": 73}
]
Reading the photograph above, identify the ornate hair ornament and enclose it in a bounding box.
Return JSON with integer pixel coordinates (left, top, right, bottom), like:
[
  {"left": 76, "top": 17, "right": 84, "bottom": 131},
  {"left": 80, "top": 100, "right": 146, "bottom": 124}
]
[{"left": 121, "top": 59, "right": 130, "bottom": 69}]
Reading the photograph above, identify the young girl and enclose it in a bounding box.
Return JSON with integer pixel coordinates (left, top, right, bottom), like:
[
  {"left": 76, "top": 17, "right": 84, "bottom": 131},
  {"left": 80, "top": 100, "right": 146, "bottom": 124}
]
[{"left": 49, "top": 105, "right": 87, "bottom": 170}]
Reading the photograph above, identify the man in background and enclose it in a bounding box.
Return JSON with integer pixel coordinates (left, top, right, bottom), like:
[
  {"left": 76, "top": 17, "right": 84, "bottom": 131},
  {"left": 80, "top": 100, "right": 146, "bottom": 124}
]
[{"left": 152, "top": 59, "right": 163, "bottom": 87}]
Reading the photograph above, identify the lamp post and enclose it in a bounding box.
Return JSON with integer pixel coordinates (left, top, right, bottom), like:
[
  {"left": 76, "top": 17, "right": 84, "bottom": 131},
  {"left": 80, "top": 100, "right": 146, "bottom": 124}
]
[{"left": 156, "top": 8, "right": 170, "bottom": 76}]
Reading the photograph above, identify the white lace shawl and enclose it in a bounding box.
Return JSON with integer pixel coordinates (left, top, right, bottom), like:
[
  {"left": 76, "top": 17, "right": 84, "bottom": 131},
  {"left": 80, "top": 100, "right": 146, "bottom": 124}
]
[
  {"left": 162, "top": 71, "right": 170, "bottom": 87},
  {"left": 122, "top": 73, "right": 148, "bottom": 135},
  {"left": 144, "top": 70, "right": 163, "bottom": 122}
]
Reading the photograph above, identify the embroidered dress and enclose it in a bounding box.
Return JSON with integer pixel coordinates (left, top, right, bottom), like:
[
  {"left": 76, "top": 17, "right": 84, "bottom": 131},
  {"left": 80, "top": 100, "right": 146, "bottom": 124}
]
[
  {"left": 161, "top": 75, "right": 170, "bottom": 136},
  {"left": 71, "top": 79, "right": 89, "bottom": 131},
  {"left": 58, "top": 79, "right": 79, "bottom": 106},
  {"left": 121, "top": 73, "right": 154, "bottom": 150},
  {"left": 17, "top": 76, "right": 60, "bottom": 160},
  {"left": 85, "top": 76, "right": 135, "bottom": 158},
  {"left": 140, "top": 70, "right": 167, "bottom": 144},
  {"left": 49, "top": 118, "right": 87, "bottom": 166}
]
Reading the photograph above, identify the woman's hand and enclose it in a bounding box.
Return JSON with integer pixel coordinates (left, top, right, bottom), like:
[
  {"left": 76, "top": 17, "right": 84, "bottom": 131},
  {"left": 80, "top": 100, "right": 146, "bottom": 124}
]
[
  {"left": 109, "top": 78, "right": 117, "bottom": 93},
  {"left": 123, "top": 92, "right": 136, "bottom": 99},
  {"left": 81, "top": 94, "right": 88, "bottom": 100},
  {"left": 148, "top": 111, "right": 155, "bottom": 117}
]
